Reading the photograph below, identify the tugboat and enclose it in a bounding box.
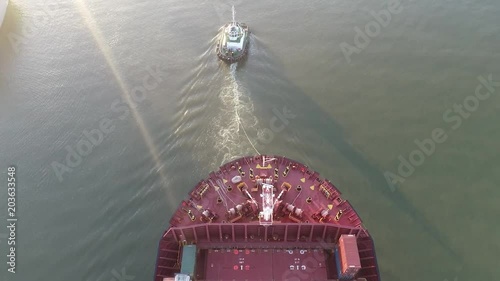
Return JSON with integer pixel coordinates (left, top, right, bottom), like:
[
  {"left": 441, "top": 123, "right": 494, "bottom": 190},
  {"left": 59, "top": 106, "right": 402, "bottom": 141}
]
[
  {"left": 216, "top": 6, "right": 250, "bottom": 63},
  {"left": 0, "top": 0, "right": 8, "bottom": 28},
  {"left": 154, "top": 155, "right": 380, "bottom": 281}
]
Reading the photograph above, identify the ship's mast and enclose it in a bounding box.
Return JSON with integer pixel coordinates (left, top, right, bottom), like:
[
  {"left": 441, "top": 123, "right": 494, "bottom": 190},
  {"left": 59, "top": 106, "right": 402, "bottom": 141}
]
[
  {"left": 232, "top": 5, "right": 235, "bottom": 23},
  {"left": 262, "top": 156, "right": 276, "bottom": 167}
]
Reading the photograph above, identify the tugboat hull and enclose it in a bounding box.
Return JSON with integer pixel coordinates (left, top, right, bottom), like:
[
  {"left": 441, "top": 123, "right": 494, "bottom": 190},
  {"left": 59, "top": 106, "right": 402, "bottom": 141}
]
[{"left": 216, "top": 23, "right": 250, "bottom": 63}]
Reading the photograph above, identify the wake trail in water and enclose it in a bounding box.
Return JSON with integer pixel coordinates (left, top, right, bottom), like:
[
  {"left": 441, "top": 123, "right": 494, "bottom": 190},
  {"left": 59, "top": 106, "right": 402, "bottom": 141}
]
[{"left": 215, "top": 63, "right": 260, "bottom": 165}]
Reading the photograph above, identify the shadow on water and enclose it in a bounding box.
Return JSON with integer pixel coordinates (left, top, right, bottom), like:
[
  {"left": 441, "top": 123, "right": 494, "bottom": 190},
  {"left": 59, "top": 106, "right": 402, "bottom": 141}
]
[
  {"left": 0, "top": 1, "right": 22, "bottom": 84},
  {"left": 243, "top": 38, "right": 462, "bottom": 264}
]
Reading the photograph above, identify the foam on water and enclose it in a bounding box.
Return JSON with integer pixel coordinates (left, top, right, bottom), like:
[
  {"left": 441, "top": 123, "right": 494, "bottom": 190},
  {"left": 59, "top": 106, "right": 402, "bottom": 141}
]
[{"left": 215, "top": 63, "right": 259, "bottom": 165}]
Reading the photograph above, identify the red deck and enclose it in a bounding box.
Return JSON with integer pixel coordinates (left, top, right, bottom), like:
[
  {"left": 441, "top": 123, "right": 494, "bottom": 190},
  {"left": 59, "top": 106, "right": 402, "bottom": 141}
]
[
  {"left": 154, "top": 155, "right": 380, "bottom": 281},
  {"left": 204, "top": 248, "right": 328, "bottom": 280}
]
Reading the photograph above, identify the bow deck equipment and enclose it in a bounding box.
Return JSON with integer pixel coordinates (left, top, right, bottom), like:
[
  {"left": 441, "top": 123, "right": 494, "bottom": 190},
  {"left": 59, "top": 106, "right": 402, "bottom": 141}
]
[{"left": 154, "top": 155, "right": 380, "bottom": 281}]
